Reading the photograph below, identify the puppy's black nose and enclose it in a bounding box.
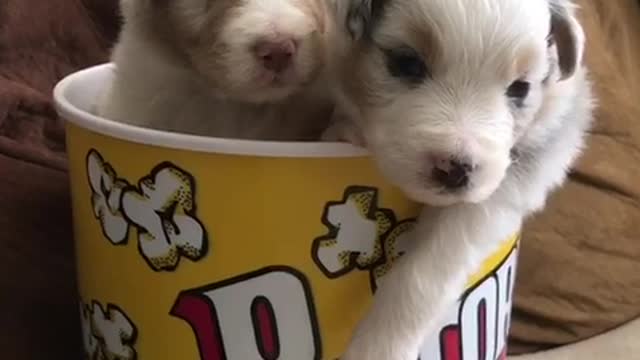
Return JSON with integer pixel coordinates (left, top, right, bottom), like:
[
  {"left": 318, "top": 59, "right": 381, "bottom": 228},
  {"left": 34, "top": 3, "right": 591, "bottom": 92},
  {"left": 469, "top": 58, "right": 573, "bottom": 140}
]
[{"left": 432, "top": 158, "right": 473, "bottom": 190}]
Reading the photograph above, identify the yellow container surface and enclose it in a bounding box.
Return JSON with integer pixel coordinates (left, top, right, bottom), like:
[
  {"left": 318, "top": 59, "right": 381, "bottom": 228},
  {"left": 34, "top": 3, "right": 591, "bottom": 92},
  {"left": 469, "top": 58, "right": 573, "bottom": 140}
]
[{"left": 56, "top": 64, "right": 518, "bottom": 360}]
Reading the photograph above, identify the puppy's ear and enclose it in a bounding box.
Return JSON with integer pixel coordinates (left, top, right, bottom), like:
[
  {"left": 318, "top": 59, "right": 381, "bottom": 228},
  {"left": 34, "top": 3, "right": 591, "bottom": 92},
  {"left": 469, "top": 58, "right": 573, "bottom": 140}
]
[
  {"left": 342, "top": 0, "right": 389, "bottom": 40},
  {"left": 548, "top": 0, "right": 585, "bottom": 80}
]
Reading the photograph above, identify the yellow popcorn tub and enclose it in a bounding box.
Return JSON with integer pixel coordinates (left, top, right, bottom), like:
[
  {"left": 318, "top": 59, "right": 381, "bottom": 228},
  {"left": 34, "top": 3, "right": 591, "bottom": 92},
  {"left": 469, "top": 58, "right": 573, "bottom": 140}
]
[{"left": 54, "top": 64, "right": 519, "bottom": 360}]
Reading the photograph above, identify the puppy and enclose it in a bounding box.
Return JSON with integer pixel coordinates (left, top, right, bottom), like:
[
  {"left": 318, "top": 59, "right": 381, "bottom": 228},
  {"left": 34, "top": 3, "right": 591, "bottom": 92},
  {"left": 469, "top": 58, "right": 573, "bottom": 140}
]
[
  {"left": 325, "top": 0, "right": 594, "bottom": 359},
  {"left": 98, "top": 0, "right": 334, "bottom": 141}
]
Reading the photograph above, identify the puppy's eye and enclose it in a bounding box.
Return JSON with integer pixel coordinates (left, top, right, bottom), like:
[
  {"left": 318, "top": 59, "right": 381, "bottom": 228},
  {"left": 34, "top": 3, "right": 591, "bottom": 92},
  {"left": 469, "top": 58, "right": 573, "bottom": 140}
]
[
  {"left": 384, "top": 47, "right": 428, "bottom": 83},
  {"left": 506, "top": 80, "right": 530, "bottom": 99}
]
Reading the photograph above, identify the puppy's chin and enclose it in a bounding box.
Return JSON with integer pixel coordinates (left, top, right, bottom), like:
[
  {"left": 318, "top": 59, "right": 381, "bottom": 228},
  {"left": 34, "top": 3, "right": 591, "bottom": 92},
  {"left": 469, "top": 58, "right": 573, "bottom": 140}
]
[
  {"left": 226, "top": 84, "right": 301, "bottom": 103},
  {"left": 210, "top": 77, "right": 304, "bottom": 104},
  {"left": 403, "top": 184, "right": 500, "bottom": 207},
  {"left": 407, "top": 190, "right": 468, "bottom": 207},
  {"left": 392, "top": 169, "right": 508, "bottom": 207}
]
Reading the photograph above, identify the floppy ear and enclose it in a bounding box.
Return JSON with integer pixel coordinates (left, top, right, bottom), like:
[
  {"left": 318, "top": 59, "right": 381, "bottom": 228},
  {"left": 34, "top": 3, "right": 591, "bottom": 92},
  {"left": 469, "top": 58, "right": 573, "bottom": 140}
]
[
  {"left": 548, "top": 0, "right": 586, "bottom": 80},
  {"left": 341, "top": 0, "right": 389, "bottom": 40}
]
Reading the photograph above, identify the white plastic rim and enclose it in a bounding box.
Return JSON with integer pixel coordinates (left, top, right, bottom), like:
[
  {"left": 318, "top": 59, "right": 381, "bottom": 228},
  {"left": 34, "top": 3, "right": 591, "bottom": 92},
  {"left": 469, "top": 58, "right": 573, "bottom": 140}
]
[{"left": 53, "top": 63, "right": 369, "bottom": 158}]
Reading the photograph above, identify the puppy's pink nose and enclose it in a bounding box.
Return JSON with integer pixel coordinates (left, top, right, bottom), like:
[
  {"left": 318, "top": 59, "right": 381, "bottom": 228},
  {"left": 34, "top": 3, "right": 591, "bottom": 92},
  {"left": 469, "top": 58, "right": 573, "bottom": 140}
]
[{"left": 253, "top": 39, "right": 296, "bottom": 73}]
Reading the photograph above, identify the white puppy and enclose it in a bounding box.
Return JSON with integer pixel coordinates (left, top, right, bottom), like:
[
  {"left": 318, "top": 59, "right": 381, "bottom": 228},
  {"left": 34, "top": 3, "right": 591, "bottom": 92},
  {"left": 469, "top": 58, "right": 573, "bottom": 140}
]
[
  {"left": 325, "top": 0, "right": 594, "bottom": 359},
  {"left": 98, "top": 0, "right": 334, "bottom": 141}
]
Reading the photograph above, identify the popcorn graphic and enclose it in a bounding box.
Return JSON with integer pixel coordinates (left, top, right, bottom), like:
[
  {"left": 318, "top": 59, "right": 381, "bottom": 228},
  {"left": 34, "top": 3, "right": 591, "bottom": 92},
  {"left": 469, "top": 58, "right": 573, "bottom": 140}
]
[
  {"left": 80, "top": 303, "right": 99, "bottom": 357},
  {"left": 121, "top": 162, "right": 208, "bottom": 271},
  {"left": 80, "top": 300, "right": 137, "bottom": 360},
  {"left": 370, "top": 220, "right": 415, "bottom": 291},
  {"left": 85, "top": 150, "right": 209, "bottom": 272},
  {"left": 312, "top": 187, "right": 396, "bottom": 277},
  {"left": 312, "top": 186, "right": 417, "bottom": 292},
  {"left": 87, "top": 150, "right": 130, "bottom": 245}
]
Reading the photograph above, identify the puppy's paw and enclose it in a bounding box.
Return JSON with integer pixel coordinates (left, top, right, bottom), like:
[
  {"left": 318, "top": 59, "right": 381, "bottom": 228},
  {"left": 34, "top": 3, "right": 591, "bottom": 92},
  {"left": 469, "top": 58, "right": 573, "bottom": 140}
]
[
  {"left": 341, "top": 339, "right": 418, "bottom": 360},
  {"left": 321, "top": 120, "right": 366, "bottom": 147},
  {"left": 340, "top": 323, "right": 419, "bottom": 360}
]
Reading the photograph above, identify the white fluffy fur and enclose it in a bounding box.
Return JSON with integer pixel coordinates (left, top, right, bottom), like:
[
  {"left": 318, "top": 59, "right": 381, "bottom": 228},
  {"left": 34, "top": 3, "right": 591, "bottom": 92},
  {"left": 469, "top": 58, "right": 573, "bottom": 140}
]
[
  {"left": 97, "top": 1, "right": 594, "bottom": 359},
  {"left": 97, "top": 0, "right": 334, "bottom": 141},
  {"left": 324, "top": 0, "right": 595, "bottom": 359}
]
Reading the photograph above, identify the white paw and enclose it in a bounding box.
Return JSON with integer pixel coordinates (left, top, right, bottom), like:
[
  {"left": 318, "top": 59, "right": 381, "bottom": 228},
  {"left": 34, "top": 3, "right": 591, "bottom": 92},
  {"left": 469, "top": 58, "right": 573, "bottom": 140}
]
[
  {"left": 340, "top": 321, "right": 420, "bottom": 360},
  {"left": 341, "top": 339, "right": 418, "bottom": 360},
  {"left": 339, "top": 270, "right": 425, "bottom": 360}
]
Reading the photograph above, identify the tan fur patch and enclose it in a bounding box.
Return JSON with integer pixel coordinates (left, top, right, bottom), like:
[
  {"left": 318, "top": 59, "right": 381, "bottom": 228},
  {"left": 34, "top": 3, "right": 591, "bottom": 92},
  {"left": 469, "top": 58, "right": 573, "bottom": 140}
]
[
  {"left": 295, "top": 0, "right": 327, "bottom": 34},
  {"left": 405, "top": 18, "right": 442, "bottom": 71},
  {"left": 513, "top": 45, "right": 539, "bottom": 79},
  {"left": 185, "top": 1, "right": 245, "bottom": 90},
  {"left": 339, "top": 43, "right": 379, "bottom": 108},
  {"left": 337, "top": 11, "right": 442, "bottom": 111}
]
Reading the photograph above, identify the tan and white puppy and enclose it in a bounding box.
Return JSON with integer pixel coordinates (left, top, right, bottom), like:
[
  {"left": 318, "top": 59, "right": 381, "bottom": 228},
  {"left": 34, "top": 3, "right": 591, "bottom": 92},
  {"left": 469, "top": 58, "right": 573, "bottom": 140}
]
[
  {"left": 98, "top": 0, "right": 334, "bottom": 140},
  {"left": 325, "top": 0, "right": 594, "bottom": 359}
]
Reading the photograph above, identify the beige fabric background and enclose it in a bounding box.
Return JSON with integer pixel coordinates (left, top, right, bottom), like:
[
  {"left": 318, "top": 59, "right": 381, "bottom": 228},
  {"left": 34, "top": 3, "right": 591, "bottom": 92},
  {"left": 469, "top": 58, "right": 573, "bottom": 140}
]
[{"left": 509, "top": 0, "right": 640, "bottom": 354}]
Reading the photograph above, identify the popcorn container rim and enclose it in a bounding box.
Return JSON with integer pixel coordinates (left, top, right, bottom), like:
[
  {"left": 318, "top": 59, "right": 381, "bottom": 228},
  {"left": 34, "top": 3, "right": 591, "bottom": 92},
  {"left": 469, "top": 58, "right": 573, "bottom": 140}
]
[{"left": 53, "top": 62, "right": 369, "bottom": 158}]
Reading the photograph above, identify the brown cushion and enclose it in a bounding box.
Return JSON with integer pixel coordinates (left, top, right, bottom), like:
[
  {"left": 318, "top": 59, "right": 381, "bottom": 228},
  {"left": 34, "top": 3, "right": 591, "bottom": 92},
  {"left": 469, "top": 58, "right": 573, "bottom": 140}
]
[
  {"left": 509, "top": 0, "right": 640, "bottom": 354},
  {"left": 0, "top": 154, "right": 81, "bottom": 358},
  {"left": 0, "top": 0, "right": 119, "bottom": 358}
]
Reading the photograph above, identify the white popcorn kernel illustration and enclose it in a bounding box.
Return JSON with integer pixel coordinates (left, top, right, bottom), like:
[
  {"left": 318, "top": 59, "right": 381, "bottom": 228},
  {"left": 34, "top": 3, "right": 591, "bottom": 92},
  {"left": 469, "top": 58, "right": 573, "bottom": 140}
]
[
  {"left": 87, "top": 150, "right": 130, "bottom": 245},
  {"left": 370, "top": 220, "right": 416, "bottom": 291},
  {"left": 91, "top": 302, "right": 137, "bottom": 360},
  {"left": 121, "top": 162, "right": 208, "bottom": 271},
  {"left": 80, "top": 303, "right": 99, "bottom": 357},
  {"left": 312, "top": 187, "right": 395, "bottom": 277},
  {"left": 79, "top": 300, "right": 137, "bottom": 360}
]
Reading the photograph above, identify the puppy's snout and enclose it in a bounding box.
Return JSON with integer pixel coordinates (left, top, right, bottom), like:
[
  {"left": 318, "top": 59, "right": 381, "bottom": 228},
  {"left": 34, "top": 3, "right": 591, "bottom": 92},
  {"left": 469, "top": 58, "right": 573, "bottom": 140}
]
[
  {"left": 253, "top": 39, "right": 297, "bottom": 73},
  {"left": 431, "top": 156, "right": 475, "bottom": 190}
]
